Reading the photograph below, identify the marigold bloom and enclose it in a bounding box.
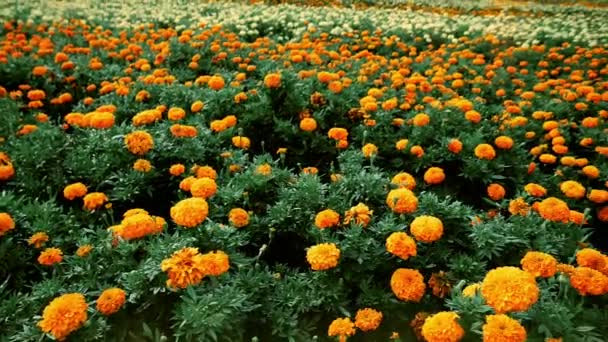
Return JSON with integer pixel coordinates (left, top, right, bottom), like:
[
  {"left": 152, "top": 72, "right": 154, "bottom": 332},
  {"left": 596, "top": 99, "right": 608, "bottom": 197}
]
[
  {"left": 0, "top": 212, "right": 16, "bottom": 236},
  {"left": 410, "top": 215, "right": 443, "bottom": 243},
  {"left": 228, "top": 208, "right": 249, "bottom": 228},
  {"left": 481, "top": 266, "right": 539, "bottom": 313},
  {"left": 582, "top": 165, "right": 600, "bottom": 179},
  {"left": 28, "top": 232, "right": 49, "bottom": 248},
  {"left": 475, "top": 144, "right": 496, "bottom": 160},
  {"left": 169, "top": 164, "right": 185, "bottom": 176},
  {"left": 494, "top": 136, "right": 514, "bottom": 150},
  {"left": 306, "top": 243, "right": 340, "bottom": 271},
  {"left": 83, "top": 192, "right": 108, "bottom": 211},
  {"left": 328, "top": 127, "right": 348, "bottom": 140},
  {"left": 63, "top": 182, "right": 88, "bottom": 200},
  {"left": 170, "top": 124, "right": 198, "bottom": 138},
  {"left": 88, "top": 112, "right": 115, "bottom": 129},
  {"left": 395, "top": 139, "right": 409, "bottom": 151},
  {"left": 116, "top": 213, "right": 164, "bottom": 240},
  {"left": 362, "top": 143, "right": 378, "bottom": 158},
  {"left": 521, "top": 251, "right": 557, "bottom": 278},
  {"left": 569, "top": 267, "right": 608, "bottom": 296},
  {"left": 208, "top": 75, "right": 225, "bottom": 90},
  {"left": 343, "top": 203, "right": 373, "bottom": 227},
  {"left": 462, "top": 283, "right": 481, "bottom": 297},
  {"left": 386, "top": 188, "right": 418, "bottom": 214},
  {"left": 190, "top": 177, "right": 217, "bottom": 199},
  {"left": 300, "top": 117, "right": 317, "bottom": 132},
  {"left": 38, "top": 247, "right": 63, "bottom": 266},
  {"left": 96, "top": 288, "right": 126, "bottom": 315},
  {"left": 559, "top": 180, "right": 586, "bottom": 199},
  {"left": 413, "top": 113, "right": 430, "bottom": 126},
  {"left": 448, "top": 139, "right": 463, "bottom": 154},
  {"left": 256, "top": 163, "right": 272, "bottom": 176},
  {"left": 421, "top": 311, "right": 464, "bottom": 342},
  {"left": 487, "top": 183, "right": 505, "bottom": 201},
  {"left": 588, "top": 189, "right": 608, "bottom": 204},
  {"left": 170, "top": 197, "right": 209, "bottom": 228},
  {"left": 161, "top": 247, "right": 206, "bottom": 289},
  {"left": 386, "top": 232, "right": 417, "bottom": 260},
  {"left": 537, "top": 197, "right": 570, "bottom": 223},
  {"left": 315, "top": 209, "right": 340, "bottom": 229},
  {"left": 38, "top": 293, "right": 88, "bottom": 341},
  {"left": 391, "top": 172, "right": 416, "bottom": 190},
  {"left": 167, "top": 107, "right": 186, "bottom": 121},
  {"left": 76, "top": 245, "right": 93, "bottom": 257},
  {"left": 199, "top": 250, "right": 230, "bottom": 276},
  {"left": 132, "top": 109, "right": 161, "bottom": 126},
  {"left": 328, "top": 317, "right": 356, "bottom": 341},
  {"left": 508, "top": 198, "right": 530, "bottom": 216},
  {"left": 576, "top": 248, "right": 607, "bottom": 274},
  {"left": 355, "top": 308, "right": 383, "bottom": 332},
  {"left": 539, "top": 153, "right": 557, "bottom": 164},
  {"left": 390, "top": 268, "right": 425, "bottom": 302},
  {"left": 124, "top": 130, "right": 154, "bottom": 155},
  {"left": 133, "top": 159, "right": 152, "bottom": 172},
  {"left": 482, "top": 314, "right": 526, "bottom": 342},
  {"left": 524, "top": 183, "right": 546, "bottom": 197},
  {"left": 424, "top": 167, "right": 445, "bottom": 185},
  {"left": 232, "top": 136, "right": 251, "bottom": 149},
  {"left": 0, "top": 153, "right": 15, "bottom": 181},
  {"left": 191, "top": 100, "right": 204, "bottom": 112},
  {"left": 264, "top": 73, "right": 281, "bottom": 88}
]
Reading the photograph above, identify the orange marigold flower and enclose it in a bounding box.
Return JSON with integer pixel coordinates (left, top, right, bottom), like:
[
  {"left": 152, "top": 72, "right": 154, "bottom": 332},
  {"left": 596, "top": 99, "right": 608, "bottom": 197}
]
[
  {"left": 228, "top": 208, "right": 249, "bottom": 228},
  {"left": 76, "top": 244, "right": 93, "bottom": 257},
  {"left": 96, "top": 288, "right": 126, "bottom": 315},
  {"left": 588, "top": 189, "right": 608, "bottom": 204},
  {"left": 508, "top": 197, "right": 530, "bottom": 216},
  {"left": 521, "top": 251, "right": 557, "bottom": 278},
  {"left": 524, "top": 183, "right": 546, "bottom": 197},
  {"left": 0, "top": 152, "right": 15, "bottom": 181},
  {"left": 199, "top": 250, "right": 230, "bottom": 276},
  {"left": 256, "top": 163, "right": 272, "bottom": 176},
  {"left": 264, "top": 73, "right": 281, "bottom": 88},
  {"left": 167, "top": 107, "right": 186, "bottom": 121},
  {"left": 169, "top": 164, "right": 185, "bottom": 176},
  {"left": 482, "top": 314, "right": 526, "bottom": 342},
  {"left": 413, "top": 113, "right": 430, "bottom": 126},
  {"left": 170, "top": 197, "right": 209, "bottom": 228},
  {"left": 161, "top": 247, "right": 206, "bottom": 289},
  {"left": 386, "top": 188, "right": 418, "bottom": 214},
  {"left": 306, "top": 243, "right": 340, "bottom": 271},
  {"left": 391, "top": 172, "right": 416, "bottom": 190},
  {"left": 328, "top": 317, "right": 356, "bottom": 341},
  {"left": 421, "top": 311, "right": 464, "bottom": 342},
  {"left": 598, "top": 206, "right": 608, "bottom": 222},
  {"left": 133, "top": 159, "right": 152, "bottom": 172},
  {"left": 576, "top": 248, "right": 607, "bottom": 275},
  {"left": 190, "top": 177, "right": 217, "bottom": 199},
  {"left": 328, "top": 127, "right": 348, "bottom": 141},
  {"left": 410, "top": 145, "right": 425, "bottom": 157},
  {"left": 116, "top": 213, "right": 164, "bottom": 240},
  {"left": 559, "top": 180, "right": 586, "bottom": 199},
  {"left": 390, "top": 268, "right": 425, "bottom": 302},
  {"left": 582, "top": 165, "right": 600, "bottom": 179},
  {"left": 38, "top": 293, "right": 88, "bottom": 341},
  {"left": 395, "top": 138, "right": 409, "bottom": 151},
  {"left": 494, "top": 136, "right": 514, "bottom": 150},
  {"left": 83, "top": 192, "right": 108, "bottom": 211},
  {"left": 0, "top": 212, "right": 15, "bottom": 237},
  {"left": 386, "top": 232, "right": 417, "bottom": 260},
  {"left": 38, "top": 247, "right": 63, "bottom": 266},
  {"left": 481, "top": 266, "right": 539, "bottom": 313},
  {"left": 539, "top": 153, "right": 557, "bottom": 164},
  {"left": 88, "top": 112, "right": 115, "bottom": 129},
  {"left": 63, "top": 182, "right": 88, "bottom": 200},
  {"left": 232, "top": 136, "right": 251, "bottom": 149},
  {"left": 537, "top": 197, "right": 570, "bottom": 223},
  {"left": 28, "top": 232, "right": 49, "bottom": 248},
  {"left": 410, "top": 215, "right": 443, "bottom": 243},
  {"left": 195, "top": 165, "right": 217, "bottom": 180},
  {"left": 354, "top": 308, "right": 383, "bottom": 332},
  {"left": 170, "top": 124, "right": 198, "bottom": 138},
  {"left": 487, "top": 183, "right": 505, "bottom": 201},
  {"left": 448, "top": 139, "right": 463, "bottom": 154},
  {"left": 300, "top": 117, "right": 317, "bottom": 132},
  {"left": 132, "top": 109, "right": 161, "bottom": 126},
  {"left": 315, "top": 209, "right": 340, "bottom": 229},
  {"left": 208, "top": 75, "right": 225, "bottom": 90},
  {"left": 475, "top": 144, "right": 496, "bottom": 160},
  {"left": 191, "top": 100, "right": 204, "bottom": 113},
  {"left": 569, "top": 267, "right": 608, "bottom": 296},
  {"left": 125, "top": 130, "right": 154, "bottom": 155},
  {"left": 361, "top": 143, "right": 378, "bottom": 158},
  {"left": 424, "top": 167, "right": 445, "bottom": 185},
  {"left": 343, "top": 203, "right": 373, "bottom": 227}
]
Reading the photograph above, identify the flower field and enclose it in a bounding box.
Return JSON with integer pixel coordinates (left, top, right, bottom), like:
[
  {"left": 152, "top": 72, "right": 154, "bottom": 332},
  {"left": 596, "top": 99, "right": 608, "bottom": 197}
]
[{"left": 1, "top": 0, "right": 608, "bottom": 341}]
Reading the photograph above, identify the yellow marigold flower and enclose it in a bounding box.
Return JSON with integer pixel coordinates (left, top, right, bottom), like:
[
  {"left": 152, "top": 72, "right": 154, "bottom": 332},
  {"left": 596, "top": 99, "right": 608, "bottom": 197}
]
[
  {"left": 124, "top": 130, "right": 153, "bottom": 155},
  {"left": 386, "top": 188, "right": 418, "bottom": 214},
  {"left": 395, "top": 138, "right": 409, "bottom": 151},
  {"left": 170, "top": 197, "right": 209, "bottom": 228},
  {"left": 410, "top": 215, "right": 443, "bottom": 243},
  {"left": 0, "top": 212, "right": 16, "bottom": 236},
  {"left": 133, "top": 159, "right": 152, "bottom": 172},
  {"left": 386, "top": 232, "right": 417, "bottom": 260},
  {"left": 343, "top": 203, "right": 373, "bottom": 227},
  {"left": 232, "top": 136, "right": 251, "bottom": 149},
  {"left": 462, "top": 283, "right": 481, "bottom": 297},
  {"left": 161, "top": 247, "right": 206, "bottom": 289},
  {"left": 521, "top": 251, "right": 557, "bottom": 278},
  {"left": 132, "top": 109, "right": 161, "bottom": 126},
  {"left": 537, "top": 197, "right": 570, "bottom": 223},
  {"left": 190, "top": 177, "right": 217, "bottom": 199},
  {"left": 569, "top": 267, "right": 608, "bottom": 296},
  {"left": 199, "top": 250, "right": 230, "bottom": 276},
  {"left": 524, "top": 183, "right": 546, "bottom": 197},
  {"left": 195, "top": 165, "right": 217, "bottom": 179},
  {"left": 424, "top": 167, "right": 445, "bottom": 185},
  {"left": 123, "top": 208, "right": 148, "bottom": 217},
  {"left": 83, "top": 192, "right": 108, "bottom": 211},
  {"left": 482, "top": 314, "right": 526, "bottom": 342},
  {"left": 96, "top": 288, "right": 126, "bottom": 315},
  {"left": 28, "top": 232, "right": 49, "bottom": 248},
  {"left": 354, "top": 308, "right": 383, "bottom": 332},
  {"left": 576, "top": 248, "right": 607, "bottom": 275},
  {"left": 481, "top": 266, "right": 539, "bottom": 313},
  {"left": 302, "top": 167, "right": 318, "bottom": 175},
  {"left": 167, "top": 107, "right": 186, "bottom": 121},
  {"left": 391, "top": 172, "right": 416, "bottom": 190},
  {"left": 328, "top": 317, "right": 356, "bottom": 341},
  {"left": 421, "top": 311, "right": 464, "bottom": 342},
  {"left": 256, "top": 163, "right": 272, "bottom": 176},
  {"left": 559, "top": 180, "right": 586, "bottom": 199},
  {"left": 38, "top": 247, "right": 63, "bottom": 266},
  {"left": 276, "top": 147, "right": 287, "bottom": 154},
  {"left": 315, "top": 209, "right": 340, "bottom": 229},
  {"left": 390, "top": 268, "right": 425, "bottom": 302},
  {"left": 76, "top": 244, "right": 93, "bottom": 257},
  {"left": 63, "top": 182, "right": 88, "bottom": 200},
  {"left": 169, "top": 164, "right": 185, "bottom": 176},
  {"left": 264, "top": 72, "right": 281, "bottom": 88},
  {"left": 475, "top": 143, "right": 496, "bottom": 160},
  {"left": 361, "top": 143, "right": 378, "bottom": 158},
  {"left": 38, "top": 293, "right": 88, "bottom": 341},
  {"left": 539, "top": 153, "right": 557, "bottom": 164},
  {"left": 306, "top": 243, "right": 340, "bottom": 271},
  {"left": 228, "top": 208, "right": 249, "bottom": 228},
  {"left": 210, "top": 119, "right": 227, "bottom": 132},
  {"left": 508, "top": 197, "right": 530, "bottom": 216}
]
